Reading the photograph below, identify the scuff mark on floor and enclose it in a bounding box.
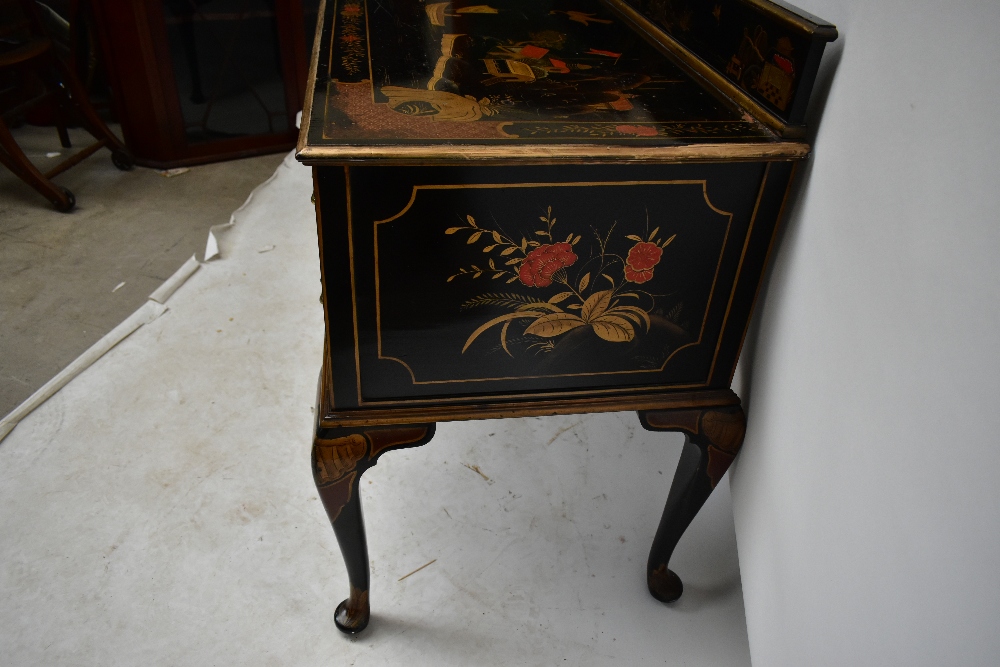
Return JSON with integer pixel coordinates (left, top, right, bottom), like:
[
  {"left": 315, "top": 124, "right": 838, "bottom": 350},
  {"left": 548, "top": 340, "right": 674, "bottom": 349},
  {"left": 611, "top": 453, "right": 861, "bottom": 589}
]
[
  {"left": 462, "top": 462, "right": 491, "bottom": 483},
  {"left": 398, "top": 558, "right": 437, "bottom": 581},
  {"left": 546, "top": 420, "right": 584, "bottom": 446}
]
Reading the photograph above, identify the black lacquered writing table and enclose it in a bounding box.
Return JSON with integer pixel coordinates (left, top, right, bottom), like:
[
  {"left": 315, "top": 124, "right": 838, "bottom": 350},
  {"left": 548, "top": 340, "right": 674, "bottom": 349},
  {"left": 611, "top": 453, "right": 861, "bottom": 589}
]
[{"left": 296, "top": 0, "right": 836, "bottom": 634}]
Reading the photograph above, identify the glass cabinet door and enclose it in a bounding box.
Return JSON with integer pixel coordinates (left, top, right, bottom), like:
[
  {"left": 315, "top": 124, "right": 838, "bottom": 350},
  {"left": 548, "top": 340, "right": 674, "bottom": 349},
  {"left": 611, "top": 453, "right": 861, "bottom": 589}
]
[{"left": 162, "top": 0, "right": 293, "bottom": 143}]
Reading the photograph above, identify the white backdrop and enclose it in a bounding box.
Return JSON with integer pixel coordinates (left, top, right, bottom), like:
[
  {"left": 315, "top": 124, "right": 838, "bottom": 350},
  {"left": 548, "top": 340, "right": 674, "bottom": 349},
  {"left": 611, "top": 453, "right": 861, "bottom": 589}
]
[{"left": 729, "top": 0, "right": 1000, "bottom": 664}]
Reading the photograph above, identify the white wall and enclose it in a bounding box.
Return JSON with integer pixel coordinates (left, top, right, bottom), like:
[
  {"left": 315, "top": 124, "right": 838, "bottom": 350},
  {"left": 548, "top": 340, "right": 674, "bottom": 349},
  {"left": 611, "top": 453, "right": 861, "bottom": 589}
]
[{"left": 730, "top": 1, "right": 1000, "bottom": 664}]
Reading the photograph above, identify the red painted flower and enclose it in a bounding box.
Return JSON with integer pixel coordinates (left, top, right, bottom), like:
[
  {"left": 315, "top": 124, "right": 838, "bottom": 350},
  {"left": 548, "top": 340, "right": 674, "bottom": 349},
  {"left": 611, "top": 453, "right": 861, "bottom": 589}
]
[
  {"left": 519, "top": 242, "right": 578, "bottom": 287},
  {"left": 616, "top": 124, "right": 658, "bottom": 137},
  {"left": 625, "top": 241, "right": 663, "bottom": 284},
  {"left": 624, "top": 264, "right": 654, "bottom": 283}
]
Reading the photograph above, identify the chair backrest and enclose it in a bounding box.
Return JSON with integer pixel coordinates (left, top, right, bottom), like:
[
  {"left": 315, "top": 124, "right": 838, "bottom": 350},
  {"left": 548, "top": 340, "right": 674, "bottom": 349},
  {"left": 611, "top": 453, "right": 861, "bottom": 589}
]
[
  {"left": 0, "top": 1, "right": 52, "bottom": 115},
  {"left": 0, "top": 1, "right": 49, "bottom": 45}
]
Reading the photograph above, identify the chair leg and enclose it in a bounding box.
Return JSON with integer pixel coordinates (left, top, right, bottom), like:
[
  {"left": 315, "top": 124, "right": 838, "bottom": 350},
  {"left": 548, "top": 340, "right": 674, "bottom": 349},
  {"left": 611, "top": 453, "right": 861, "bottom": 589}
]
[
  {"left": 56, "top": 123, "right": 72, "bottom": 148},
  {"left": 54, "top": 89, "right": 73, "bottom": 148},
  {"left": 51, "top": 83, "right": 73, "bottom": 149},
  {"left": 50, "top": 56, "right": 133, "bottom": 169},
  {"left": 0, "top": 118, "right": 74, "bottom": 211}
]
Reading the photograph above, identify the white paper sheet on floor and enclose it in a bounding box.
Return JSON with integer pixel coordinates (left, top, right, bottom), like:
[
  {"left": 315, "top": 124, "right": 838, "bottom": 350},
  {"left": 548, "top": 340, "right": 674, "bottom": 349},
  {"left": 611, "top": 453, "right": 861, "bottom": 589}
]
[{"left": 0, "top": 150, "right": 751, "bottom": 666}]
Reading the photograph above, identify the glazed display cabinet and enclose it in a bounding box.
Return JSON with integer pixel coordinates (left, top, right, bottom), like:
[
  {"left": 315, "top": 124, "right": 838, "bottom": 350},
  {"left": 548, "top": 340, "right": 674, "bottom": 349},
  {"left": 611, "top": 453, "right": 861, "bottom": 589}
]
[{"left": 92, "top": 0, "right": 321, "bottom": 167}]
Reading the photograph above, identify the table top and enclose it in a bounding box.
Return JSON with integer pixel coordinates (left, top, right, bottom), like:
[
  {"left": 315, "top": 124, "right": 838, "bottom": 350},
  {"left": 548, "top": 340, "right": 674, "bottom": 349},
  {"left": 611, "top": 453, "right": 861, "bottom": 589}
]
[{"left": 298, "top": 0, "right": 811, "bottom": 164}]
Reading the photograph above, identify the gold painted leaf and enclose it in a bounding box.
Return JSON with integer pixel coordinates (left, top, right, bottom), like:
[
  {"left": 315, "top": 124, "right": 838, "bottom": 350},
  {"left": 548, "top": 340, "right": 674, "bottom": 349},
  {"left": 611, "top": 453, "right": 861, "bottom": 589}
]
[
  {"left": 467, "top": 215, "right": 478, "bottom": 227},
  {"left": 578, "top": 272, "right": 590, "bottom": 292},
  {"left": 467, "top": 231, "right": 482, "bottom": 244},
  {"left": 616, "top": 310, "right": 644, "bottom": 327},
  {"left": 549, "top": 291, "right": 573, "bottom": 304},
  {"left": 535, "top": 231, "right": 548, "bottom": 236},
  {"left": 520, "top": 237, "right": 528, "bottom": 251},
  {"left": 492, "top": 231, "right": 502, "bottom": 243},
  {"left": 626, "top": 234, "right": 643, "bottom": 242},
  {"left": 567, "top": 303, "right": 582, "bottom": 310},
  {"left": 506, "top": 276, "right": 518, "bottom": 283},
  {"left": 581, "top": 289, "right": 612, "bottom": 321},
  {"left": 445, "top": 227, "right": 462, "bottom": 234},
  {"left": 607, "top": 305, "right": 651, "bottom": 330},
  {"left": 473, "top": 272, "right": 482, "bottom": 278},
  {"left": 462, "top": 312, "right": 540, "bottom": 353},
  {"left": 571, "top": 236, "right": 580, "bottom": 245},
  {"left": 524, "top": 313, "right": 586, "bottom": 338},
  {"left": 590, "top": 316, "right": 634, "bottom": 343},
  {"left": 663, "top": 233, "right": 676, "bottom": 247},
  {"left": 519, "top": 302, "right": 561, "bottom": 312},
  {"left": 649, "top": 226, "right": 660, "bottom": 241},
  {"left": 447, "top": 275, "right": 456, "bottom": 282},
  {"left": 489, "top": 259, "right": 496, "bottom": 269},
  {"left": 500, "top": 320, "right": 513, "bottom": 357},
  {"left": 505, "top": 258, "right": 521, "bottom": 265},
  {"left": 609, "top": 309, "right": 645, "bottom": 330},
  {"left": 500, "top": 246, "right": 517, "bottom": 256},
  {"left": 483, "top": 245, "right": 496, "bottom": 252},
  {"left": 602, "top": 273, "right": 614, "bottom": 286},
  {"left": 492, "top": 273, "right": 504, "bottom": 279},
  {"left": 565, "top": 233, "right": 573, "bottom": 242}
]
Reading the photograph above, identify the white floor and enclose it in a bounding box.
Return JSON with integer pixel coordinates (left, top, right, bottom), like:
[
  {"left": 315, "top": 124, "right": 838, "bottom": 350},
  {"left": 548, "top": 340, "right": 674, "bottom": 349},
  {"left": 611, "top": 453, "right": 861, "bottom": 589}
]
[{"left": 0, "top": 153, "right": 751, "bottom": 666}]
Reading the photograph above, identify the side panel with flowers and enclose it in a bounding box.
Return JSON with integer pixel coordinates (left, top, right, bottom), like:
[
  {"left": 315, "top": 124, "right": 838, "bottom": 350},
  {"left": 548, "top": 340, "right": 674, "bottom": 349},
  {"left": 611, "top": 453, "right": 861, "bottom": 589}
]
[{"left": 342, "top": 163, "right": 770, "bottom": 402}]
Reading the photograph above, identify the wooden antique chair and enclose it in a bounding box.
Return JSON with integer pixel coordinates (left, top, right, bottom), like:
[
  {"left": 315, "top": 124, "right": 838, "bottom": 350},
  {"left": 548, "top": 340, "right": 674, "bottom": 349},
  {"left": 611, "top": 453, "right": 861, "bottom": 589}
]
[{"left": 0, "top": 0, "right": 133, "bottom": 211}]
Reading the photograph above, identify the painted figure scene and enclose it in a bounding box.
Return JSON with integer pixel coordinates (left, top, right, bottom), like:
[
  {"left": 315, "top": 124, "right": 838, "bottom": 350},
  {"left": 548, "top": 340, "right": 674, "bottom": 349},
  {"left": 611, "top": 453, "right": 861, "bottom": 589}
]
[
  {"left": 316, "top": 0, "right": 773, "bottom": 142},
  {"left": 633, "top": 0, "right": 812, "bottom": 115}
]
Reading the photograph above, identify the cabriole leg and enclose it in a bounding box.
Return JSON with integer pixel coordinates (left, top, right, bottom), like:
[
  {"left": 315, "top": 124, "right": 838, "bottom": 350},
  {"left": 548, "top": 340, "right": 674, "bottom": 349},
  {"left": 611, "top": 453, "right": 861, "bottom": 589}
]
[
  {"left": 638, "top": 405, "right": 746, "bottom": 603},
  {"left": 312, "top": 423, "right": 435, "bottom": 634}
]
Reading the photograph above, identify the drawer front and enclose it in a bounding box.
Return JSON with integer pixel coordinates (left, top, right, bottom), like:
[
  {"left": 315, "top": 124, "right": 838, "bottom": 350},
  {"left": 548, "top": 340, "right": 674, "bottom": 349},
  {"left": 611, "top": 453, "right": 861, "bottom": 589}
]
[{"left": 317, "top": 163, "right": 781, "bottom": 407}]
